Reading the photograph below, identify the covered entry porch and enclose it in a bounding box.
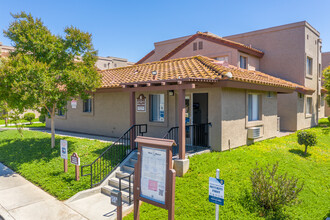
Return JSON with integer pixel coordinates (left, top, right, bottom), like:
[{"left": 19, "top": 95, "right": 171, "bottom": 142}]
[{"left": 125, "top": 80, "right": 213, "bottom": 161}]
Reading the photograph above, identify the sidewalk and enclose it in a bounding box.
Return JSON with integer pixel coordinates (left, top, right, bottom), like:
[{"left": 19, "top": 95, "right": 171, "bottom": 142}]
[{"left": 0, "top": 163, "right": 87, "bottom": 220}]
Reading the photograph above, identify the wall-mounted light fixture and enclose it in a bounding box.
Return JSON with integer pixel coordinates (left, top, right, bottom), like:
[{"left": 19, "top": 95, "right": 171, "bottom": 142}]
[
  {"left": 169, "top": 90, "right": 174, "bottom": 96},
  {"left": 152, "top": 71, "right": 157, "bottom": 75}
]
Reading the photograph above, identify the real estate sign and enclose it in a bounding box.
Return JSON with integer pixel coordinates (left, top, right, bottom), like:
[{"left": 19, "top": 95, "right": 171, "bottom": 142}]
[
  {"left": 140, "top": 147, "right": 167, "bottom": 204},
  {"left": 209, "top": 177, "right": 224, "bottom": 206}
]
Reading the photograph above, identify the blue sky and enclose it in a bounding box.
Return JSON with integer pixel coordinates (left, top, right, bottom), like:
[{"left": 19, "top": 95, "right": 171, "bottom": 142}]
[{"left": 1, "top": 0, "right": 329, "bottom": 62}]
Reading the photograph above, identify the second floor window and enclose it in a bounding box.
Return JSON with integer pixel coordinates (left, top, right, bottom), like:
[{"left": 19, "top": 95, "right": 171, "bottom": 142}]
[
  {"left": 240, "top": 56, "right": 247, "bottom": 69},
  {"left": 248, "top": 94, "right": 261, "bottom": 121},
  {"left": 307, "top": 57, "right": 313, "bottom": 76},
  {"left": 83, "top": 99, "right": 92, "bottom": 113}
]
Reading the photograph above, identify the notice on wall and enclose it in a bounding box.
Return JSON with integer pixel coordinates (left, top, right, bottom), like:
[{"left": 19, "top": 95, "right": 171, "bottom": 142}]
[
  {"left": 136, "top": 94, "right": 146, "bottom": 112},
  {"left": 71, "top": 99, "right": 77, "bottom": 109},
  {"left": 60, "top": 140, "right": 68, "bottom": 159},
  {"left": 140, "top": 146, "right": 166, "bottom": 204}
]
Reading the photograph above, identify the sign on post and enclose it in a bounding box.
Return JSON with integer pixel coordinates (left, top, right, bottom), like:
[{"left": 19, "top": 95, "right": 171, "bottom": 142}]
[
  {"left": 134, "top": 136, "right": 176, "bottom": 220},
  {"left": 209, "top": 177, "right": 225, "bottom": 206},
  {"left": 71, "top": 153, "right": 80, "bottom": 181},
  {"left": 60, "top": 140, "right": 68, "bottom": 173},
  {"left": 111, "top": 189, "right": 122, "bottom": 220}
]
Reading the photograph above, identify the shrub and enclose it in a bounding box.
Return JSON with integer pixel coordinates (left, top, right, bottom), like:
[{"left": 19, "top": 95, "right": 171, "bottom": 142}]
[
  {"left": 297, "top": 130, "right": 317, "bottom": 155},
  {"left": 23, "top": 113, "right": 35, "bottom": 124},
  {"left": 250, "top": 162, "right": 303, "bottom": 212},
  {"left": 328, "top": 116, "right": 330, "bottom": 124},
  {"left": 39, "top": 114, "right": 46, "bottom": 123}
]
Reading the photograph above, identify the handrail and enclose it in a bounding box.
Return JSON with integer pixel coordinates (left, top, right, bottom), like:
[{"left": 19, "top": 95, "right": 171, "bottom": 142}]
[
  {"left": 118, "top": 171, "right": 134, "bottom": 205},
  {"left": 81, "top": 124, "right": 147, "bottom": 188}
]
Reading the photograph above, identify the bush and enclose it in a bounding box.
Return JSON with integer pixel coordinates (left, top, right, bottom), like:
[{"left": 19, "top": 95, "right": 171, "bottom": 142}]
[
  {"left": 39, "top": 114, "right": 46, "bottom": 123},
  {"left": 328, "top": 116, "right": 330, "bottom": 124},
  {"left": 23, "top": 113, "right": 35, "bottom": 124},
  {"left": 250, "top": 162, "right": 303, "bottom": 212},
  {"left": 297, "top": 130, "right": 317, "bottom": 155}
]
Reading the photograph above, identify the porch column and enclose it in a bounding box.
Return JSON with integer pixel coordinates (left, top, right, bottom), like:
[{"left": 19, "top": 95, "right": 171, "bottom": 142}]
[
  {"left": 130, "top": 91, "right": 136, "bottom": 150},
  {"left": 178, "top": 89, "right": 186, "bottom": 159}
]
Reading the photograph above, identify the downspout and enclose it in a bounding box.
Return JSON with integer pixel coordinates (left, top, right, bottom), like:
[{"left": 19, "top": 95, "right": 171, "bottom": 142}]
[{"left": 316, "top": 38, "right": 321, "bottom": 124}]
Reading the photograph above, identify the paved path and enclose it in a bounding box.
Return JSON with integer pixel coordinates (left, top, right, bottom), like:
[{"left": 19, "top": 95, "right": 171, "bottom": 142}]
[{"left": 0, "top": 163, "right": 87, "bottom": 220}]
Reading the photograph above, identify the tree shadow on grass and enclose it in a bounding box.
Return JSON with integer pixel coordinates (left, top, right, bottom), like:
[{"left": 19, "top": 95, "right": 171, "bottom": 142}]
[
  {"left": 239, "top": 189, "right": 291, "bottom": 220},
  {"left": 289, "top": 149, "right": 311, "bottom": 158},
  {"left": 0, "top": 136, "right": 76, "bottom": 166}
]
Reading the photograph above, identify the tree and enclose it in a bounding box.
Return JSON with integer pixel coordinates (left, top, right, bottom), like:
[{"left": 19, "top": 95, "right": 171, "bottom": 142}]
[
  {"left": 324, "top": 66, "right": 330, "bottom": 106},
  {"left": 297, "top": 130, "right": 317, "bottom": 155},
  {"left": 0, "top": 12, "right": 101, "bottom": 148}
]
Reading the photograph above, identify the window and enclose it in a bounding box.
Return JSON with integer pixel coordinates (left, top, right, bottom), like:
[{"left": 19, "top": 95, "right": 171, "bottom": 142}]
[
  {"left": 306, "top": 57, "right": 313, "bottom": 76},
  {"left": 198, "top": 41, "right": 203, "bottom": 50},
  {"left": 321, "top": 94, "right": 325, "bottom": 106},
  {"left": 298, "top": 93, "right": 304, "bottom": 99},
  {"left": 306, "top": 97, "right": 312, "bottom": 115},
  {"left": 240, "top": 56, "right": 247, "bottom": 69},
  {"left": 104, "top": 64, "right": 107, "bottom": 68},
  {"left": 193, "top": 42, "right": 197, "bottom": 51},
  {"left": 83, "top": 99, "right": 92, "bottom": 113},
  {"left": 58, "top": 108, "right": 65, "bottom": 116},
  {"left": 248, "top": 94, "right": 261, "bottom": 121},
  {"left": 150, "top": 94, "right": 164, "bottom": 122}
]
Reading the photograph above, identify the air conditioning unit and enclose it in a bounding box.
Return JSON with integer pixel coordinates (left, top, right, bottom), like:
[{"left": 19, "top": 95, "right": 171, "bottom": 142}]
[{"left": 247, "top": 127, "right": 262, "bottom": 139}]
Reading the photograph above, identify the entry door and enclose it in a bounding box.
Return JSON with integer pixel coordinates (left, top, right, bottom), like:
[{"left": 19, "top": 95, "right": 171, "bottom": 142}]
[{"left": 192, "top": 93, "right": 209, "bottom": 146}]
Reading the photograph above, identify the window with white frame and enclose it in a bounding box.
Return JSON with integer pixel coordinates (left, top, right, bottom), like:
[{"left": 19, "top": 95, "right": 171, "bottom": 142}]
[
  {"left": 83, "top": 99, "right": 92, "bottom": 113},
  {"left": 214, "top": 56, "right": 228, "bottom": 62},
  {"left": 248, "top": 94, "right": 261, "bottom": 121},
  {"left": 306, "top": 57, "right": 313, "bottom": 76},
  {"left": 306, "top": 97, "right": 312, "bottom": 115},
  {"left": 240, "top": 56, "right": 247, "bottom": 69},
  {"left": 150, "top": 94, "right": 165, "bottom": 122}
]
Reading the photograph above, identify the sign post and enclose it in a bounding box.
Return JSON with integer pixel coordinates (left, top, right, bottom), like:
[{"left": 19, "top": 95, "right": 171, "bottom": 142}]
[
  {"left": 70, "top": 152, "right": 80, "bottom": 181},
  {"left": 209, "top": 169, "right": 224, "bottom": 220},
  {"left": 60, "top": 140, "right": 68, "bottom": 173},
  {"left": 134, "top": 136, "right": 176, "bottom": 220},
  {"left": 111, "top": 189, "right": 122, "bottom": 220}
]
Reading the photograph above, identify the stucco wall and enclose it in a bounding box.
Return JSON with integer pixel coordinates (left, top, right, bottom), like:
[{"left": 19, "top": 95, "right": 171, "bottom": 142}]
[{"left": 221, "top": 88, "right": 278, "bottom": 151}]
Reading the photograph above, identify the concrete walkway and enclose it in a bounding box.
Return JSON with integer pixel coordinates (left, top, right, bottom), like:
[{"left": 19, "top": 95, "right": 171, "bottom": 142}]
[{"left": 0, "top": 163, "right": 87, "bottom": 220}]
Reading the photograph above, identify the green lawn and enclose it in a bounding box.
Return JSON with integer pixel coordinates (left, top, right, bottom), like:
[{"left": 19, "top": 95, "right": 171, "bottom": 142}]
[
  {"left": 0, "top": 118, "right": 39, "bottom": 125},
  {"left": 0, "top": 130, "right": 110, "bottom": 200},
  {"left": 125, "top": 125, "right": 330, "bottom": 220},
  {"left": 6, "top": 122, "right": 46, "bottom": 128}
]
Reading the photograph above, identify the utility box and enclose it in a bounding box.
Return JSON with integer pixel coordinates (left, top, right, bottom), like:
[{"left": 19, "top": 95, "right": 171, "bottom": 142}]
[{"left": 110, "top": 190, "right": 122, "bottom": 207}]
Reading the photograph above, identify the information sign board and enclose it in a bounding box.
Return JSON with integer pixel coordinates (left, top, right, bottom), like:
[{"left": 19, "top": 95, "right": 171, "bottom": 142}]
[
  {"left": 136, "top": 94, "right": 146, "bottom": 112},
  {"left": 71, "top": 99, "right": 77, "bottom": 109},
  {"left": 71, "top": 153, "right": 80, "bottom": 166},
  {"left": 140, "top": 147, "right": 166, "bottom": 204}
]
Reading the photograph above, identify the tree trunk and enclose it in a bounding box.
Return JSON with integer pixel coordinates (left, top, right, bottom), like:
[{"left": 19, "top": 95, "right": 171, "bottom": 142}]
[
  {"left": 304, "top": 145, "right": 308, "bottom": 155},
  {"left": 51, "top": 105, "right": 55, "bottom": 148}
]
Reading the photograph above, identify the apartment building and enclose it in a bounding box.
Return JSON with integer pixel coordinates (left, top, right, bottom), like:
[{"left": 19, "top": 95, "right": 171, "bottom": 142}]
[{"left": 137, "top": 21, "right": 323, "bottom": 131}]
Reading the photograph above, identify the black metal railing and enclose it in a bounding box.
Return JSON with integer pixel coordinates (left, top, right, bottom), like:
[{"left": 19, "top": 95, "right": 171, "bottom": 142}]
[
  {"left": 119, "top": 171, "right": 134, "bottom": 205},
  {"left": 81, "top": 124, "right": 147, "bottom": 188},
  {"left": 163, "top": 123, "right": 212, "bottom": 155}
]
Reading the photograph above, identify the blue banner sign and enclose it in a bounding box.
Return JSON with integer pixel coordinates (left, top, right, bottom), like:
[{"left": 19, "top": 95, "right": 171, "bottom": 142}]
[{"left": 209, "top": 177, "right": 224, "bottom": 206}]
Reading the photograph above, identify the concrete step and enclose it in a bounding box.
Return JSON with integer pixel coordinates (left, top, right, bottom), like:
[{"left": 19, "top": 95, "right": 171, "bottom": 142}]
[
  {"left": 109, "top": 178, "right": 134, "bottom": 192},
  {"left": 129, "top": 158, "right": 137, "bottom": 165},
  {"left": 116, "top": 170, "right": 134, "bottom": 180},
  {"left": 122, "top": 164, "right": 134, "bottom": 173},
  {"left": 101, "top": 185, "right": 134, "bottom": 204}
]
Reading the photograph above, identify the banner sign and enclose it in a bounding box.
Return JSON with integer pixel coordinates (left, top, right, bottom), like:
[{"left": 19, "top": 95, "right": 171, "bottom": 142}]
[
  {"left": 60, "top": 140, "right": 68, "bottom": 159},
  {"left": 209, "top": 177, "right": 224, "bottom": 206},
  {"left": 71, "top": 99, "right": 77, "bottom": 109},
  {"left": 140, "top": 146, "right": 167, "bottom": 204}
]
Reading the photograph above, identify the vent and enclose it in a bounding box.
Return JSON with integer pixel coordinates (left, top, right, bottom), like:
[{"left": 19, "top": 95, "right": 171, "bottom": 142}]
[{"left": 247, "top": 127, "right": 261, "bottom": 139}]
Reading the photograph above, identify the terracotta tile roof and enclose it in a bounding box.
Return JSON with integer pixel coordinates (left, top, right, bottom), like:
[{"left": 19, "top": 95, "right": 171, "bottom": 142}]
[
  {"left": 159, "top": 32, "right": 264, "bottom": 61},
  {"left": 136, "top": 50, "right": 155, "bottom": 64},
  {"left": 100, "top": 55, "right": 313, "bottom": 93}
]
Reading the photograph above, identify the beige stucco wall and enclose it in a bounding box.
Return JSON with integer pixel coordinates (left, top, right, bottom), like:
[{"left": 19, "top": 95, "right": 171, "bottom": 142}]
[
  {"left": 322, "top": 52, "right": 330, "bottom": 70},
  {"left": 225, "top": 21, "right": 321, "bottom": 130},
  {"left": 221, "top": 88, "right": 278, "bottom": 151}
]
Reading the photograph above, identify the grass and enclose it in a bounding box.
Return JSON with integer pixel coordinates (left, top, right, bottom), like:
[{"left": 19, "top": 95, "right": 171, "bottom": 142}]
[
  {"left": 0, "top": 118, "right": 39, "bottom": 125},
  {"left": 125, "top": 124, "right": 330, "bottom": 220},
  {"left": 0, "top": 129, "right": 110, "bottom": 200}
]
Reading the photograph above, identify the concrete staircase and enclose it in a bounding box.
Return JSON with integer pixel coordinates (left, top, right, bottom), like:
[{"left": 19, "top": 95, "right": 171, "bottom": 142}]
[{"left": 101, "top": 151, "right": 138, "bottom": 204}]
